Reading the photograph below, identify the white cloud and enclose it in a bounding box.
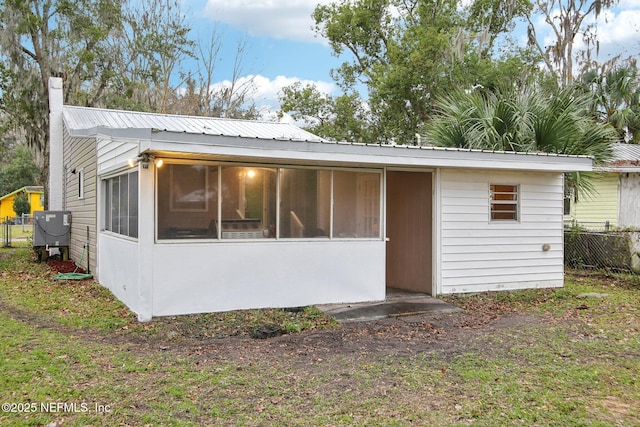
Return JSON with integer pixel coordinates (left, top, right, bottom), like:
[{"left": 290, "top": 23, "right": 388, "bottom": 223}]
[
  {"left": 209, "top": 74, "right": 335, "bottom": 121},
  {"left": 585, "top": 9, "right": 640, "bottom": 60},
  {"left": 532, "top": 5, "right": 640, "bottom": 64},
  {"left": 203, "top": 0, "right": 334, "bottom": 43}
]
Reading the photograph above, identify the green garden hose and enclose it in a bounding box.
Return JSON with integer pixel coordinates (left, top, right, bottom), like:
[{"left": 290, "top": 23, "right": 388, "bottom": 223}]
[{"left": 54, "top": 244, "right": 93, "bottom": 280}]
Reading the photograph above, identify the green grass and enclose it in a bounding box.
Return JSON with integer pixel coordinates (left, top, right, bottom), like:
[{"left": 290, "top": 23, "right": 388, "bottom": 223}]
[
  {"left": 1, "top": 245, "right": 638, "bottom": 426},
  {"left": 3, "top": 224, "right": 33, "bottom": 240}
]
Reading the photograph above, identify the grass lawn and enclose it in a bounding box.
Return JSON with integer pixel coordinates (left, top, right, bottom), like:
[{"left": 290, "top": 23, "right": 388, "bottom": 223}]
[
  {"left": 1, "top": 242, "right": 638, "bottom": 426},
  {"left": 1, "top": 224, "right": 33, "bottom": 241}
]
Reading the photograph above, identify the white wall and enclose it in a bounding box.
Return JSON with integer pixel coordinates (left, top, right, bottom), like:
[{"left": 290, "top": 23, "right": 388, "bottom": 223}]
[
  {"left": 151, "top": 240, "right": 385, "bottom": 317},
  {"left": 49, "top": 77, "right": 64, "bottom": 210},
  {"left": 98, "top": 234, "right": 141, "bottom": 313},
  {"left": 619, "top": 172, "right": 640, "bottom": 228},
  {"left": 439, "top": 169, "right": 565, "bottom": 294}
]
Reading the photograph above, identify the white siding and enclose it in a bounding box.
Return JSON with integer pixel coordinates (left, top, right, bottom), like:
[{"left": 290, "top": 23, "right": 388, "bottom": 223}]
[
  {"left": 440, "top": 169, "right": 564, "bottom": 294},
  {"left": 96, "top": 136, "right": 139, "bottom": 175},
  {"left": 63, "top": 128, "right": 97, "bottom": 274}
]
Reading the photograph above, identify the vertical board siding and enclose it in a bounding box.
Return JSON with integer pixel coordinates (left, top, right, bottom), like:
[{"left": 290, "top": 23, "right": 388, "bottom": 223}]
[
  {"left": 572, "top": 172, "right": 619, "bottom": 228},
  {"left": 440, "top": 169, "right": 564, "bottom": 294},
  {"left": 63, "top": 128, "right": 97, "bottom": 274},
  {"left": 618, "top": 173, "right": 640, "bottom": 228}
]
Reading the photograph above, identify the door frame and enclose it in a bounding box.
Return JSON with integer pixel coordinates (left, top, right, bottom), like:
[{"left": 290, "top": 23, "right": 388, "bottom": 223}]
[{"left": 384, "top": 167, "right": 438, "bottom": 295}]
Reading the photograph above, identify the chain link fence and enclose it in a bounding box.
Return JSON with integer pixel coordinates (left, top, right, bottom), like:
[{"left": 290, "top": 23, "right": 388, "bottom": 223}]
[
  {"left": 565, "top": 228, "right": 640, "bottom": 274},
  {"left": 0, "top": 215, "right": 34, "bottom": 248}
]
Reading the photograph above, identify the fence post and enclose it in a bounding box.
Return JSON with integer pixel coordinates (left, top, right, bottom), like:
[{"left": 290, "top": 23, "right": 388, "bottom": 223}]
[{"left": 2, "top": 216, "right": 11, "bottom": 248}]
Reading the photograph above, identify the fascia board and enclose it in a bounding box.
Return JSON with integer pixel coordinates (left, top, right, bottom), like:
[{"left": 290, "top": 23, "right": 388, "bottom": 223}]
[{"left": 140, "top": 133, "right": 593, "bottom": 173}]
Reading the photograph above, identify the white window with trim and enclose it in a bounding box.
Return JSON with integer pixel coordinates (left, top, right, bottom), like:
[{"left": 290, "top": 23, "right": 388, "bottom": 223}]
[
  {"left": 103, "top": 170, "right": 139, "bottom": 238},
  {"left": 490, "top": 184, "right": 518, "bottom": 221}
]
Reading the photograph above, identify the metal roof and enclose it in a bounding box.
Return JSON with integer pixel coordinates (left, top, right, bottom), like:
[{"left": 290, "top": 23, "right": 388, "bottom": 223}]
[
  {"left": 611, "top": 143, "right": 640, "bottom": 161},
  {"left": 605, "top": 143, "right": 640, "bottom": 170},
  {"left": 62, "top": 106, "right": 326, "bottom": 142},
  {"left": 62, "top": 105, "right": 593, "bottom": 172}
]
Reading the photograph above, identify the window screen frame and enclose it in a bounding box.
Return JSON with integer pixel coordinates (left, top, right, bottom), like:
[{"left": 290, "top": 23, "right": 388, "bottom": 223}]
[
  {"left": 102, "top": 169, "right": 139, "bottom": 238},
  {"left": 155, "top": 161, "right": 383, "bottom": 242}
]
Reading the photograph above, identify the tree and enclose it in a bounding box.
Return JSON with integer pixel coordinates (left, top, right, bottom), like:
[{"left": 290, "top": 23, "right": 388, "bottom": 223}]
[
  {"left": 0, "top": 144, "right": 40, "bottom": 196},
  {"left": 0, "top": 0, "right": 126, "bottom": 207},
  {"left": 579, "top": 61, "right": 640, "bottom": 143},
  {"left": 12, "top": 192, "right": 30, "bottom": 217},
  {"left": 0, "top": 0, "right": 202, "bottom": 207},
  {"left": 278, "top": 82, "right": 371, "bottom": 141},
  {"left": 425, "top": 84, "right": 618, "bottom": 195},
  {"left": 115, "top": 0, "right": 195, "bottom": 113},
  {"left": 525, "top": 0, "right": 619, "bottom": 86},
  {"left": 308, "top": 0, "right": 535, "bottom": 144}
]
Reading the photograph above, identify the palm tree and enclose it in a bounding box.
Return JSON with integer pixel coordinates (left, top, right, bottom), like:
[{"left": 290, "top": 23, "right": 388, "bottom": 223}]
[
  {"left": 579, "top": 63, "right": 640, "bottom": 143},
  {"left": 425, "top": 84, "right": 618, "bottom": 197}
]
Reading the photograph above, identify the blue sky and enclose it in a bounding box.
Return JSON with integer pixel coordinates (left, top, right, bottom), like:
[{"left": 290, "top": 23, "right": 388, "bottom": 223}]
[{"left": 184, "top": 0, "right": 640, "bottom": 118}]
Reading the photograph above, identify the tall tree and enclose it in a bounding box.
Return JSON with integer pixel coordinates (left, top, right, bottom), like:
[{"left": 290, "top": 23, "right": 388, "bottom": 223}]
[
  {"left": 279, "top": 82, "right": 370, "bottom": 142},
  {"left": 117, "top": 0, "right": 194, "bottom": 113},
  {"left": 165, "top": 32, "right": 259, "bottom": 120},
  {"left": 0, "top": 0, "right": 125, "bottom": 206},
  {"left": 526, "top": 0, "right": 619, "bottom": 86},
  {"left": 306, "top": 0, "right": 535, "bottom": 143},
  {"left": 0, "top": 0, "right": 200, "bottom": 207},
  {"left": 579, "top": 61, "right": 640, "bottom": 143}
]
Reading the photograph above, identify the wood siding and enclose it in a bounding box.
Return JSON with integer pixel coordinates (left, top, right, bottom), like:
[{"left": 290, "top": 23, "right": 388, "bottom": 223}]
[
  {"left": 96, "top": 136, "right": 139, "bottom": 175},
  {"left": 63, "top": 128, "right": 97, "bottom": 274},
  {"left": 440, "top": 169, "right": 564, "bottom": 294},
  {"left": 571, "top": 173, "right": 619, "bottom": 228},
  {"left": 618, "top": 172, "right": 640, "bottom": 228}
]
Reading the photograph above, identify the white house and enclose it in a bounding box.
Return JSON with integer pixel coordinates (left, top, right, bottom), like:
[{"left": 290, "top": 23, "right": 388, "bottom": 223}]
[{"left": 48, "top": 77, "right": 593, "bottom": 321}]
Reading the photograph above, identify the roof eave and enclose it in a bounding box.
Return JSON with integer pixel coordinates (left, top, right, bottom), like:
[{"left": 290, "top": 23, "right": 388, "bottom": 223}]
[{"left": 139, "top": 132, "right": 593, "bottom": 173}]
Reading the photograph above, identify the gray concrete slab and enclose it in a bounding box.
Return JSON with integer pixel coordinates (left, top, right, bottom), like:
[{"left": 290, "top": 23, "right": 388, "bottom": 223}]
[{"left": 318, "top": 289, "right": 462, "bottom": 322}]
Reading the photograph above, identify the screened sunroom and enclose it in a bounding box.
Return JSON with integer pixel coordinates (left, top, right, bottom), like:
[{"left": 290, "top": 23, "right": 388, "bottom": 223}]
[{"left": 153, "top": 163, "right": 381, "bottom": 242}]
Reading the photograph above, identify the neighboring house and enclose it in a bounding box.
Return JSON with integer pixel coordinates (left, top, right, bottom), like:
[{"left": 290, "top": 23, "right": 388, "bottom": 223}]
[
  {"left": 566, "top": 143, "right": 640, "bottom": 230},
  {"left": 0, "top": 186, "right": 44, "bottom": 220},
  {"left": 47, "top": 77, "right": 593, "bottom": 321}
]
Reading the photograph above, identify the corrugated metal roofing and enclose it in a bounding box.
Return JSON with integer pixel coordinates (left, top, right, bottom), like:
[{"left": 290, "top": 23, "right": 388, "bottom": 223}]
[
  {"left": 62, "top": 105, "right": 592, "bottom": 161},
  {"left": 611, "top": 143, "right": 640, "bottom": 161},
  {"left": 62, "top": 106, "right": 326, "bottom": 142}
]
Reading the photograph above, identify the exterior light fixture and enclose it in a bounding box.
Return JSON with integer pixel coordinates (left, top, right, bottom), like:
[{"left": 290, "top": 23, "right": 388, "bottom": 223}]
[{"left": 128, "top": 153, "right": 163, "bottom": 169}]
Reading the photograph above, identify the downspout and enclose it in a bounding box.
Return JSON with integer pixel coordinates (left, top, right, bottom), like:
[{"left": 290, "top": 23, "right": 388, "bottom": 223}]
[{"left": 48, "top": 77, "right": 64, "bottom": 211}]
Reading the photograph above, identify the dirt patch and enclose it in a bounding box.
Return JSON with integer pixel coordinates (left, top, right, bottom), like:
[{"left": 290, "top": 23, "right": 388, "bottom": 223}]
[
  {"left": 47, "top": 260, "right": 88, "bottom": 274},
  {"left": 95, "top": 310, "right": 557, "bottom": 371},
  {"left": 2, "top": 292, "right": 551, "bottom": 369}
]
